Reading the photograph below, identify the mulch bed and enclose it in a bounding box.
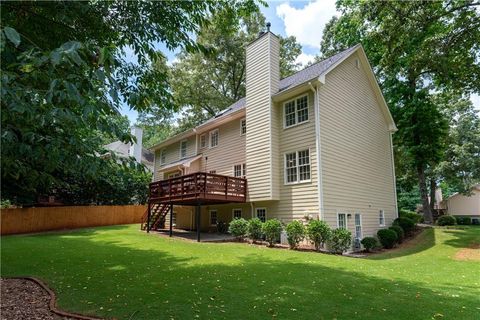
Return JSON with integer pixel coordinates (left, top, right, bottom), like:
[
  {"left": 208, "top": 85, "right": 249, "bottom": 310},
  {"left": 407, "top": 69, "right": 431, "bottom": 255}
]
[{"left": 0, "top": 278, "right": 102, "bottom": 320}]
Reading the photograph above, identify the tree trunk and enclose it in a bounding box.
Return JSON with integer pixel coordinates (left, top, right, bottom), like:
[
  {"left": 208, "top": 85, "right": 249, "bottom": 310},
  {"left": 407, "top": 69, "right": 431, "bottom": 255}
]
[
  {"left": 418, "top": 165, "right": 433, "bottom": 223},
  {"left": 429, "top": 178, "right": 436, "bottom": 217}
]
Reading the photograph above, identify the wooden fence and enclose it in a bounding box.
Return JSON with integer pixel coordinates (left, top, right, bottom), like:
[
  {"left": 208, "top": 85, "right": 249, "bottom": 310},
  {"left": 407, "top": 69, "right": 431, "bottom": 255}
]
[{"left": 1, "top": 205, "right": 146, "bottom": 235}]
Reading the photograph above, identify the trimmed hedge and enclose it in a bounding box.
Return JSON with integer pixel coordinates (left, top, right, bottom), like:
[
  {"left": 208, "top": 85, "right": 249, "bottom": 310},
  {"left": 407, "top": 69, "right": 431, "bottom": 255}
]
[
  {"left": 455, "top": 216, "right": 472, "bottom": 225},
  {"left": 393, "top": 217, "right": 415, "bottom": 235},
  {"left": 437, "top": 215, "right": 456, "bottom": 226},
  {"left": 389, "top": 225, "right": 405, "bottom": 243},
  {"left": 285, "top": 220, "right": 306, "bottom": 249},
  {"left": 247, "top": 218, "right": 263, "bottom": 241},
  {"left": 399, "top": 209, "right": 423, "bottom": 223},
  {"left": 228, "top": 218, "right": 248, "bottom": 239},
  {"left": 377, "top": 229, "right": 398, "bottom": 249},
  {"left": 262, "top": 219, "right": 283, "bottom": 247},
  {"left": 306, "top": 220, "right": 332, "bottom": 251},
  {"left": 361, "top": 237, "right": 379, "bottom": 252},
  {"left": 327, "top": 228, "right": 352, "bottom": 254}
]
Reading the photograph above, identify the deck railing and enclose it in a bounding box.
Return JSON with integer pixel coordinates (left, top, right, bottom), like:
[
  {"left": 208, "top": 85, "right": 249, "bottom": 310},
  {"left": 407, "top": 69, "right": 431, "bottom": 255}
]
[{"left": 149, "top": 172, "right": 247, "bottom": 203}]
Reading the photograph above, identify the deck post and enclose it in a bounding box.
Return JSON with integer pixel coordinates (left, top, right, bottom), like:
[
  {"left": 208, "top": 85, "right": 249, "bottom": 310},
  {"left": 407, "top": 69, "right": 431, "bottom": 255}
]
[
  {"left": 169, "top": 203, "right": 173, "bottom": 237},
  {"left": 196, "top": 204, "right": 201, "bottom": 242},
  {"left": 147, "top": 202, "right": 151, "bottom": 233}
]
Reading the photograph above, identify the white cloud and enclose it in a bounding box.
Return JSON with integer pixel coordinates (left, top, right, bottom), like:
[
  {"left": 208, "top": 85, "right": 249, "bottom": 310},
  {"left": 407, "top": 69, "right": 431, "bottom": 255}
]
[
  {"left": 471, "top": 93, "right": 480, "bottom": 111},
  {"left": 276, "top": 0, "right": 339, "bottom": 49},
  {"left": 295, "top": 52, "right": 316, "bottom": 67}
]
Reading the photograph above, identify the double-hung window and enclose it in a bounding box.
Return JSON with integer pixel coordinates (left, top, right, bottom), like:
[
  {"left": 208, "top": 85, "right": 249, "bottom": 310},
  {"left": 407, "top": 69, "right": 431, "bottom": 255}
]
[
  {"left": 354, "top": 213, "right": 362, "bottom": 239},
  {"left": 180, "top": 140, "right": 187, "bottom": 159},
  {"left": 200, "top": 134, "right": 207, "bottom": 148},
  {"left": 379, "top": 210, "right": 385, "bottom": 226},
  {"left": 285, "top": 149, "right": 310, "bottom": 184},
  {"left": 210, "top": 129, "right": 219, "bottom": 148},
  {"left": 234, "top": 163, "right": 246, "bottom": 178},
  {"left": 256, "top": 208, "right": 266, "bottom": 222},
  {"left": 284, "top": 95, "right": 308, "bottom": 128},
  {"left": 337, "top": 213, "right": 347, "bottom": 229},
  {"left": 233, "top": 209, "right": 242, "bottom": 219},
  {"left": 210, "top": 210, "right": 218, "bottom": 226},
  {"left": 240, "top": 119, "right": 246, "bottom": 135},
  {"left": 160, "top": 149, "right": 166, "bottom": 165}
]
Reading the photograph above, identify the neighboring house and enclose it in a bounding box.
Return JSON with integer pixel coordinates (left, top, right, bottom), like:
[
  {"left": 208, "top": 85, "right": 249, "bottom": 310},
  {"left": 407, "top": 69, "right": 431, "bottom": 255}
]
[
  {"left": 104, "top": 126, "right": 154, "bottom": 171},
  {"left": 146, "top": 29, "right": 398, "bottom": 245},
  {"left": 446, "top": 185, "right": 480, "bottom": 223}
]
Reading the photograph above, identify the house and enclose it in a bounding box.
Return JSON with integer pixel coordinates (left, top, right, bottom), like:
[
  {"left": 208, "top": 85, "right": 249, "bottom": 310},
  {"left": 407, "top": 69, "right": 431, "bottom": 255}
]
[
  {"left": 145, "top": 28, "right": 398, "bottom": 244},
  {"left": 104, "top": 126, "right": 154, "bottom": 171},
  {"left": 446, "top": 184, "right": 480, "bottom": 223}
]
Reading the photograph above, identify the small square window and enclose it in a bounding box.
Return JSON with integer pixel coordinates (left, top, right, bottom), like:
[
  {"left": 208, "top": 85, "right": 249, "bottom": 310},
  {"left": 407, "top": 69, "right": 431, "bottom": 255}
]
[
  {"left": 233, "top": 209, "right": 242, "bottom": 219},
  {"left": 256, "top": 208, "right": 266, "bottom": 222}
]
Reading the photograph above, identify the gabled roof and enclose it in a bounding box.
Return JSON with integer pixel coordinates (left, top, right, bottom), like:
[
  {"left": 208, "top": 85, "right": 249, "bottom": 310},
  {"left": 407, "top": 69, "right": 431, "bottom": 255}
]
[{"left": 104, "top": 140, "right": 154, "bottom": 169}]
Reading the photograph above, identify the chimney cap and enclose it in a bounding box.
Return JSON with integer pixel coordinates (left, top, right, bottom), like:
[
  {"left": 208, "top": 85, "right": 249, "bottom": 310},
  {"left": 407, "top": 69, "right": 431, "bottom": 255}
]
[{"left": 266, "top": 22, "right": 271, "bottom": 32}]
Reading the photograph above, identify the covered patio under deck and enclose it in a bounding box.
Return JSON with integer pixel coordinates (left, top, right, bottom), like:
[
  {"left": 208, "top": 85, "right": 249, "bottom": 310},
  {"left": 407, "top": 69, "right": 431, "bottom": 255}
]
[{"left": 145, "top": 172, "right": 247, "bottom": 242}]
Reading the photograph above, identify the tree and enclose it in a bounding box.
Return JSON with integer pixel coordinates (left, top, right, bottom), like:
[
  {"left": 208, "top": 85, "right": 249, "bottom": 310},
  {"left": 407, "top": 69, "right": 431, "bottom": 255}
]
[
  {"left": 319, "top": 1, "right": 480, "bottom": 222},
  {"left": 1, "top": 1, "right": 260, "bottom": 204},
  {"left": 168, "top": 9, "right": 302, "bottom": 130}
]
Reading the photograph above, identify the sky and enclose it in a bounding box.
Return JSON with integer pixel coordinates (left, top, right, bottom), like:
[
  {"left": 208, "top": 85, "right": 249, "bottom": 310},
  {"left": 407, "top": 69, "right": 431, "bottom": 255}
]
[{"left": 120, "top": 0, "right": 479, "bottom": 123}]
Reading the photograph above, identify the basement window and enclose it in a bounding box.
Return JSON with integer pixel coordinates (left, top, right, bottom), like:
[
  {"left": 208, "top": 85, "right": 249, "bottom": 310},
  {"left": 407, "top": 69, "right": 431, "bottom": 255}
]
[
  {"left": 210, "top": 210, "right": 218, "bottom": 226},
  {"left": 233, "top": 209, "right": 242, "bottom": 219},
  {"left": 256, "top": 208, "right": 266, "bottom": 223}
]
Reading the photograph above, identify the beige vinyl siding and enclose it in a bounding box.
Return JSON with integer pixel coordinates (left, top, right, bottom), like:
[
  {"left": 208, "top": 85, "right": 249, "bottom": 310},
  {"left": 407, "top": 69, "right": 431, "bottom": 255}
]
[
  {"left": 447, "top": 189, "right": 480, "bottom": 216},
  {"left": 198, "top": 117, "right": 246, "bottom": 176},
  {"left": 318, "top": 52, "right": 396, "bottom": 238},
  {"left": 153, "top": 135, "right": 196, "bottom": 181},
  {"left": 245, "top": 32, "right": 279, "bottom": 201}
]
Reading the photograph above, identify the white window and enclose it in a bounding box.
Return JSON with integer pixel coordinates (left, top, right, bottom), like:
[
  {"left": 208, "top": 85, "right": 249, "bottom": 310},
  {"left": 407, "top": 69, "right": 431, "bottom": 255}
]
[
  {"left": 200, "top": 134, "right": 207, "bottom": 148},
  {"left": 210, "top": 210, "right": 217, "bottom": 226},
  {"left": 354, "top": 213, "right": 362, "bottom": 239},
  {"left": 168, "top": 171, "right": 181, "bottom": 179},
  {"left": 210, "top": 129, "right": 219, "bottom": 148},
  {"left": 240, "top": 118, "right": 246, "bottom": 135},
  {"left": 232, "top": 209, "right": 242, "bottom": 219},
  {"left": 160, "top": 149, "right": 166, "bottom": 165},
  {"left": 337, "top": 213, "right": 347, "bottom": 229},
  {"left": 379, "top": 210, "right": 385, "bottom": 226},
  {"left": 180, "top": 140, "right": 187, "bottom": 159},
  {"left": 284, "top": 94, "right": 308, "bottom": 128},
  {"left": 233, "top": 163, "right": 246, "bottom": 178},
  {"left": 284, "top": 149, "right": 310, "bottom": 184},
  {"left": 256, "top": 208, "right": 266, "bottom": 222}
]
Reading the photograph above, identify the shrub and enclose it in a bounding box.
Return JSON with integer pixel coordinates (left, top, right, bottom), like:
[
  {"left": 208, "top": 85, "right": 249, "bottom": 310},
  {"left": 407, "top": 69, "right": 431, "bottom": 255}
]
[
  {"left": 285, "top": 220, "right": 306, "bottom": 249},
  {"left": 247, "top": 218, "right": 263, "bottom": 242},
  {"left": 437, "top": 215, "right": 456, "bottom": 226},
  {"left": 327, "top": 228, "right": 352, "bottom": 254},
  {"left": 377, "top": 229, "right": 398, "bottom": 249},
  {"left": 261, "top": 219, "right": 283, "bottom": 247},
  {"left": 455, "top": 216, "right": 472, "bottom": 225},
  {"left": 228, "top": 218, "right": 248, "bottom": 239},
  {"left": 389, "top": 225, "right": 405, "bottom": 243},
  {"left": 399, "top": 209, "right": 423, "bottom": 224},
  {"left": 306, "top": 220, "right": 332, "bottom": 251},
  {"left": 393, "top": 217, "right": 415, "bottom": 235},
  {"left": 361, "top": 237, "right": 379, "bottom": 252}
]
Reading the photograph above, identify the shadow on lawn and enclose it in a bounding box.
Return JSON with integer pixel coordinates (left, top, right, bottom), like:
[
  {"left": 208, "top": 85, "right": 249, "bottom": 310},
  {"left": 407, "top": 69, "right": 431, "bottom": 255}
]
[
  {"left": 441, "top": 226, "right": 480, "bottom": 249},
  {"left": 1, "top": 226, "right": 478, "bottom": 320}
]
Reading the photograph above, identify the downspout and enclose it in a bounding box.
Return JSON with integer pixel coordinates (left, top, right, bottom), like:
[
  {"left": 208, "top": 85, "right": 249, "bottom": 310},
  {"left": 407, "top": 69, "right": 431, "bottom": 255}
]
[
  {"left": 389, "top": 132, "right": 398, "bottom": 218},
  {"left": 308, "top": 81, "right": 324, "bottom": 220}
]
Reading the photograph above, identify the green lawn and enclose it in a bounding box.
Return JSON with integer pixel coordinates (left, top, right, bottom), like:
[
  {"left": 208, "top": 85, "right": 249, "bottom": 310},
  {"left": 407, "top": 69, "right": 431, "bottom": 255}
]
[{"left": 1, "top": 225, "right": 479, "bottom": 320}]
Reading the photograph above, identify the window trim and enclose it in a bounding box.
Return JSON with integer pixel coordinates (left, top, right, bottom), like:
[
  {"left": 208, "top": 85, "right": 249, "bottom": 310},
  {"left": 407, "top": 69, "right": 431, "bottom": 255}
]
[
  {"left": 232, "top": 208, "right": 242, "bottom": 220},
  {"left": 337, "top": 212, "right": 348, "bottom": 229},
  {"left": 209, "top": 209, "right": 218, "bottom": 226},
  {"left": 209, "top": 129, "right": 219, "bottom": 148},
  {"left": 283, "top": 94, "right": 309, "bottom": 129},
  {"left": 160, "top": 149, "right": 166, "bottom": 165},
  {"left": 354, "top": 212, "right": 362, "bottom": 239},
  {"left": 179, "top": 140, "right": 188, "bottom": 159},
  {"left": 240, "top": 118, "right": 246, "bottom": 136},
  {"left": 167, "top": 171, "right": 181, "bottom": 179},
  {"left": 284, "top": 148, "right": 312, "bottom": 185},
  {"left": 200, "top": 134, "right": 207, "bottom": 149},
  {"left": 379, "top": 209, "right": 385, "bottom": 227},
  {"left": 255, "top": 208, "right": 267, "bottom": 223}
]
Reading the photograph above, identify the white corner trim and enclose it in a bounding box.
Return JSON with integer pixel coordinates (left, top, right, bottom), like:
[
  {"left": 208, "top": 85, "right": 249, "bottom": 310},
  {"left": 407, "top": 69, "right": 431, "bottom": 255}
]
[
  {"left": 314, "top": 84, "right": 324, "bottom": 220},
  {"left": 389, "top": 133, "right": 399, "bottom": 218}
]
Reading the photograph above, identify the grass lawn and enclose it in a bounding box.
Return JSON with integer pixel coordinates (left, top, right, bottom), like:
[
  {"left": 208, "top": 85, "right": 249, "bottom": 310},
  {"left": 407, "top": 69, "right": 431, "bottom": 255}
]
[{"left": 1, "top": 225, "right": 479, "bottom": 320}]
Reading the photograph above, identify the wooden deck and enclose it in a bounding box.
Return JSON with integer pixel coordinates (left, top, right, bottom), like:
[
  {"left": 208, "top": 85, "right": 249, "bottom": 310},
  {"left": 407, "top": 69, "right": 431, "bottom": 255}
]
[{"left": 148, "top": 172, "right": 247, "bottom": 205}]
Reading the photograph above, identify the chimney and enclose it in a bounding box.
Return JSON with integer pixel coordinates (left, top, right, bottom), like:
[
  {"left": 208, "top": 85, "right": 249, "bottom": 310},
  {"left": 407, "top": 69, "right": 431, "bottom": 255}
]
[
  {"left": 245, "top": 23, "right": 280, "bottom": 201},
  {"left": 129, "top": 126, "right": 143, "bottom": 164}
]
